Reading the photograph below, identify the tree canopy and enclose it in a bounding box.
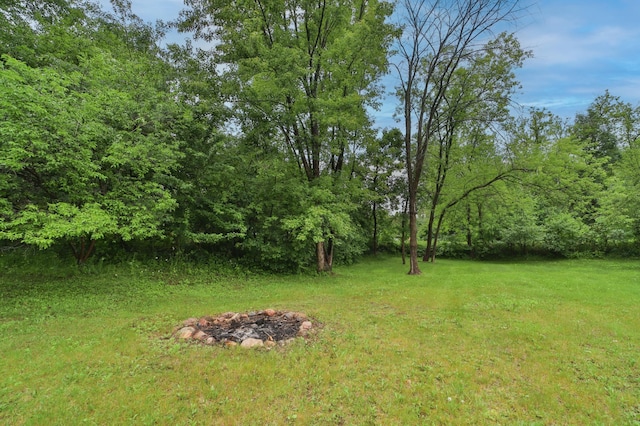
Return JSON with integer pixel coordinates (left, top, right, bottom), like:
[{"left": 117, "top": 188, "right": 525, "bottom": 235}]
[
  {"left": 1, "top": 0, "right": 639, "bottom": 270},
  {"left": 0, "top": 1, "right": 182, "bottom": 263}
]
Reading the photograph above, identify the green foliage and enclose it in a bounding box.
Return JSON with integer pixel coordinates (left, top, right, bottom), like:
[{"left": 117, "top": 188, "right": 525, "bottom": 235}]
[
  {"left": 281, "top": 176, "right": 368, "bottom": 263},
  {"left": 540, "top": 210, "right": 589, "bottom": 256},
  {"left": 179, "top": 0, "right": 395, "bottom": 271},
  {"left": 1, "top": 0, "right": 640, "bottom": 269},
  {"left": 0, "top": 4, "right": 182, "bottom": 261},
  {"left": 356, "top": 128, "right": 405, "bottom": 254},
  {"left": 571, "top": 90, "right": 636, "bottom": 165}
]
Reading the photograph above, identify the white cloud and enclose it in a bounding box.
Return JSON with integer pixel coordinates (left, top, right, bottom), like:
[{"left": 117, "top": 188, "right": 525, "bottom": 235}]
[
  {"left": 519, "top": 18, "right": 640, "bottom": 68},
  {"left": 512, "top": 0, "right": 640, "bottom": 117},
  {"left": 94, "top": 0, "right": 640, "bottom": 121}
]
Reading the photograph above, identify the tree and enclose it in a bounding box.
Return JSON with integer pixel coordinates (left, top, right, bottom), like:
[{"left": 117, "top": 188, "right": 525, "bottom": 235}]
[
  {"left": 423, "top": 127, "right": 527, "bottom": 261},
  {"left": 572, "top": 91, "right": 633, "bottom": 166},
  {"left": 0, "top": 3, "right": 183, "bottom": 263},
  {"left": 0, "top": 0, "right": 75, "bottom": 66},
  {"left": 357, "top": 128, "right": 404, "bottom": 254},
  {"left": 590, "top": 100, "right": 640, "bottom": 252},
  {"left": 487, "top": 109, "right": 601, "bottom": 257},
  {"left": 162, "top": 41, "right": 247, "bottom": 253},
  {"left": 394, "top": 0, "right": 526, "bottom": 274},
  {"left": 179, "top": 0, "right": 396, "bottom": 272},
  {"left": 418, "top": 32, "right": 530, "bottom": 262}
]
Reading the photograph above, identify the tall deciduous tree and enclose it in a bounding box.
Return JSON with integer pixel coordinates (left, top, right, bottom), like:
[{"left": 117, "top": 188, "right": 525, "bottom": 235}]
[
  {"left": 482, "top": 108, "right": 602, "bottom": 257},
  {"left": 178, "top": 0, "right": 395, "bottom": 272},
  {"left": 0, "top": 2, "right": 183, "bottom": 263},
  {"left": 580, "top": 95, "right": 640, "bottom": 251},
  {"left": 357, "top": 128, "right": 404, "bottom": 254},
  {"left": 420, "top": 32, "right": 530, "bottom": 262},
  {"left": 162, "top": 41, "right": 247, "bottom": 252},
  {"left": 572, "top": 90, "right": 631, "bottom": 166},
  {"left": 394, "top": 0, "right": 525, "bottom": 274}
]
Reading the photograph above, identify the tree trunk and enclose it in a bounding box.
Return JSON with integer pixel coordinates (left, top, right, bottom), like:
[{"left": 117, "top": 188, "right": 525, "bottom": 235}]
[
  {"left": 316, "top": 241, "right": 332, "bottom": 273},
  {"left": 466, "top": 204, "right": 475, "bottom": 258},
  {"left": 401, "top": 199, "right": 408, "bottom": 265},
  {"left": 477, "top": 203, "right": 484, "bottom": 251},
  {"left": 408, "top": 189, "right": 421, "bottom": 274},
  {"left": 70, "top": 236, "right": 96, "bottom": 265},
  {"left": 430, "top": 211, "right": 447, "bottom": 263},
  {"left": 372, "top": 201, "right": 378, "bottom": 255},
  {"left": 423, "top": 208, "right": 436, "bottom": 261},
  {"left": 424, "top": 139, "right": 448, "bottom": 261}
]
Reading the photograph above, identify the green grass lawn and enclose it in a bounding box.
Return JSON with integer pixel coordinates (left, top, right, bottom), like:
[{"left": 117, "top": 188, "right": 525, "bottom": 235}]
[{"left": 1, "top": 256, "right": 639, "bottom": 425}]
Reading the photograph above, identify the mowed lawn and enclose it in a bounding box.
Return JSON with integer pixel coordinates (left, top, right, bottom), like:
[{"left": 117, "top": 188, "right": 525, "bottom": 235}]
[{"left": 0, "top": 256, "right": 639, "bottom": 425}]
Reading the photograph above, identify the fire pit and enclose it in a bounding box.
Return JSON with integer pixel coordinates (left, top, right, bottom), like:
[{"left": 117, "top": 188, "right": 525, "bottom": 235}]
[{"left": 173, "top": 309, "right": 315, "bottom": 348}]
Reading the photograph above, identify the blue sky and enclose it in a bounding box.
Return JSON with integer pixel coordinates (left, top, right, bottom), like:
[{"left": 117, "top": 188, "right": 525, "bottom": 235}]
[
  {"left": 514, "top": 0, "right": 640, "bottom": 119},
  {"left": 100, "top": 0, "right": 640, "bottom": 126}
]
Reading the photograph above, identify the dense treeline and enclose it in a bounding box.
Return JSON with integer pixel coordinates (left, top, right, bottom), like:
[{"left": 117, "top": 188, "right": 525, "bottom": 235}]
[{"left": 1, "top": 0, "right": 639, "bottom": 273}]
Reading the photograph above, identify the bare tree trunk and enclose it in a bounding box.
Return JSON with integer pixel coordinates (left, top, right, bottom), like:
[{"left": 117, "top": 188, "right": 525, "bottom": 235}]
[
  {"left": 423, "top": 209, "right": 436, "bottom": 261},
  {"left": 401, "top": 199, "right": 408, "bottom": 265},
  {"left": 396, "top": 0, "right": 525, "bottom": 274},
  {"left": 316, "top": 241, "right": 329, "bottom": 273},
  {"left": 70, "top": 236, "right": 96, "bottom": 265},
  {"left": 466, "top": 204, "right": 476, "bottom": 258},
  {"left": 424, "top": 127, "right": 451, "bottom": 261},
  {"left": 408, "top": 187, "right": 422, "bottom": 274},
  {"left": 430, "top": 210, "right": 447, "bottom": 263},
  {"left": 316, "top": 240, "right": 333, "bottom": 273},
  {"left": 372, "top": 201, "right": 378, "bottom": 255}
]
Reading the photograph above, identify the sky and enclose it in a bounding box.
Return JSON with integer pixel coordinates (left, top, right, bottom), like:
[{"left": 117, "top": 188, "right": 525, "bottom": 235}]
[
  {"left": 98, "top": 0, "right": 640, "bottom": 127},
  {"left": 514, "top": 0, "right": 640, "bottom": 119}
]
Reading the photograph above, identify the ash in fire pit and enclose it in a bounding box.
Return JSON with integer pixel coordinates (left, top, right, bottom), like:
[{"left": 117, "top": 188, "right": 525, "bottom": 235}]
[{"left": 173, "top": 309, "right": 315, "bottom": 348}]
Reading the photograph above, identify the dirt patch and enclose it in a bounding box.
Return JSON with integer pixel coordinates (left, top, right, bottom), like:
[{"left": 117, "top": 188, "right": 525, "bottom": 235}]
[{"left": 173, "top": 309, "right": 315, "bottom": 348}]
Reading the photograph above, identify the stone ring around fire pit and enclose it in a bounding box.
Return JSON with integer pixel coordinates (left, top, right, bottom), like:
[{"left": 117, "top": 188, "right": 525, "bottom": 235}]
[{"left": 173, "top": 309, "right": 316, "bottom": 349}]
